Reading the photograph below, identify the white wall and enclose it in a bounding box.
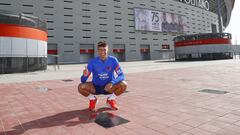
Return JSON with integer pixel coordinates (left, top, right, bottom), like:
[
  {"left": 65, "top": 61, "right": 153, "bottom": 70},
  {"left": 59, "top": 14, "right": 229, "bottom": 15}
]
[{"left": 0, "top": 37, "right": 47, "bottom": 57}]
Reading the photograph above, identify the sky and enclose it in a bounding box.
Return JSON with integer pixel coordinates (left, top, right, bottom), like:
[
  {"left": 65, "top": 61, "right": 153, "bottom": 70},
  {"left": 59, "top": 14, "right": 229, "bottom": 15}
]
[{"left": 224, "top": 0, "right": 240, "bottom": 45}]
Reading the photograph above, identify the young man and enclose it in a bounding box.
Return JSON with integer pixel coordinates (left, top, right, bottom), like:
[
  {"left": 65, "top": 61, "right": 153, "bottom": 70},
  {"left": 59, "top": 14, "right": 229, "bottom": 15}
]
[{"left": 78, "top": 41, "right": 127, "bottom": 111}]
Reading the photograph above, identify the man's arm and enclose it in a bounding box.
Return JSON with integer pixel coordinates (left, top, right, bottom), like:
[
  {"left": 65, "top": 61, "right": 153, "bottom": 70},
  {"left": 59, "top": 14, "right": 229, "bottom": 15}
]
[
  {"left": 80, "top": 61, "right": 93, "bottom": 83},
  {"left": 111, "top": 59, "right": 125, "bottom": 85}
]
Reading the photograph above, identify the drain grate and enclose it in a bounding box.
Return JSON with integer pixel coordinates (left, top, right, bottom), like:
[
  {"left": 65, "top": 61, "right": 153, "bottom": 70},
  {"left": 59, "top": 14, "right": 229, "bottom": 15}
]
[
  {"left": 62, "top": 79, "right": 74, "bottom": 82},
  {"left": 199, "top": 89, "right": 229, "bottom": 95},
  {"left": 95, "top": 112, "right": 130, "bottom": 128},
  {"left": 36, "top": 87, "right": 52, "bottom": 93},
  {"left": 180, "top": 79, "right": 191, "bottom": 82}
]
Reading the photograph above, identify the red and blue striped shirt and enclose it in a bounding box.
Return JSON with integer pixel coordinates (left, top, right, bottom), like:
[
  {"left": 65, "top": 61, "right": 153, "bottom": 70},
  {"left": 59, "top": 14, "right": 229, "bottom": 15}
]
[{"left": 81, "top": 56, "right": 125, "bottom": 86}]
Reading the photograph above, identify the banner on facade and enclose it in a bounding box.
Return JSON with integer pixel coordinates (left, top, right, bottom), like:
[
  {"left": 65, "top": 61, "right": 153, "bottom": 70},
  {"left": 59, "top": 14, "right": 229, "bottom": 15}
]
[{"left": 134, "top": 8, "right": 187, "bottom": 33}]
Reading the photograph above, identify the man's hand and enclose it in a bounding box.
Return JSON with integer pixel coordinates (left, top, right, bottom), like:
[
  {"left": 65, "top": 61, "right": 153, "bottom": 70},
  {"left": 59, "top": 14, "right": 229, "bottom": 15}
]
[
  {"left": 83, "top": 66, "right": 89, "bottom": 77},
  {"left": 105, "top": 83, "right": 113, "bottom": 92}
]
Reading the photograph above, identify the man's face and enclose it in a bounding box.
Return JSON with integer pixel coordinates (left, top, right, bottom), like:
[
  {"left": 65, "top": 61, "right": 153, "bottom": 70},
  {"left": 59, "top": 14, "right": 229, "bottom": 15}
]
[{"left": 98, "top": 46, "right": 108, "bottom": 60}]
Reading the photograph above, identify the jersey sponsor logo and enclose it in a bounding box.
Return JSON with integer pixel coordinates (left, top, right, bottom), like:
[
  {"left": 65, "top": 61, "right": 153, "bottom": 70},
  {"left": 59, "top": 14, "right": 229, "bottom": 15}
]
[{"left": 98, "top": 72, "right": 109, "bottom": 80}]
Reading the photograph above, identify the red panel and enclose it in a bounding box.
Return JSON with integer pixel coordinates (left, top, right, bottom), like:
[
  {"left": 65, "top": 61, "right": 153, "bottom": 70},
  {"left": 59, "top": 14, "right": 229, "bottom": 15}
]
[
  {"left": 162, "top": 44, "right": 170, "bottom": 49},
  {"left": 113, "top": 49, "right": 125, "bottom": 53},
  {"left": 87, "top": 49, "right": 94, "bottom": 54},
  {"left": 175, "top": 38, "right": 232, "bottom": 48},
  {"left": 80, "top": 49, "right": 86, "bottom": 53},
  {"left": 48, "top": 50, "right": 58, "bottom": 54},
  {"left": 80, "top": 49, "right": 94, "bottom": 54},
  {"left": 0, "top": 24, "right": 48, "bottom": 41},
  {"left": 140, "top": 48, "right": 150, "bottom": 53}
]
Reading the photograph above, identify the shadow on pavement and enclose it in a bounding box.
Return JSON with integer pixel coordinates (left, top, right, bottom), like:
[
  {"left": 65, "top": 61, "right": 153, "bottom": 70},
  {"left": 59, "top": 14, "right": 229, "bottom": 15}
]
[{"left": 1, "top": 108, "right": 112, "bottom": 135}]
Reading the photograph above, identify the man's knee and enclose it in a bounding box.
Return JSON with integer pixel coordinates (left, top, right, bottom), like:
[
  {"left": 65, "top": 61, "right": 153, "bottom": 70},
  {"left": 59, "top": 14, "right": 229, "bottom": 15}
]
[
  {"left": 78, "top": 83, "right": 83, "bottom": 93},
  {"left": 78, "top": 83, "right": 88, "bottom": 95},
  {"left": 78, "top": 83, "right": 85, "bottom": 92},
  {"left": 120, "top": 81, "right": 127, "bottom": 91},
  {"left": 78, "top": 83, "right": 95, "bottom": 96},
  {"left": 113, "top": 81, "right": 127, "bottom": 96}
]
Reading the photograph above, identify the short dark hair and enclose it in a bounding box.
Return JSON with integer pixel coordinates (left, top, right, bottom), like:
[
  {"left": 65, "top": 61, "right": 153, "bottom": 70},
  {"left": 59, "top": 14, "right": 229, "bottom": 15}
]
[{"left": 97, "top": 40, "right": 108, "bottom": 48}]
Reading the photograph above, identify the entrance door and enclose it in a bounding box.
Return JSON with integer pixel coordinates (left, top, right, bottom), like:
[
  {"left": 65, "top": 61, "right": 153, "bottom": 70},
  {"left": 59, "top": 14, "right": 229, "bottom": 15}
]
[
  {"left": 140, "top": 44, "right": 150, "bottom": 60},
  {"left": 80, "top": 44, "right": 94, "bottom": 63},
  {"left": 113, "top": 44, "right": 125, "bottom": 61}
]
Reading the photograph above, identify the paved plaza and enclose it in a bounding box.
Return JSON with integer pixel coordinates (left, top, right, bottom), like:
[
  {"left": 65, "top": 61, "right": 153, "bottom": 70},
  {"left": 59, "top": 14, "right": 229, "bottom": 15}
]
[{"left": 1, "top": 60, "right": 240, "bottom": 135}]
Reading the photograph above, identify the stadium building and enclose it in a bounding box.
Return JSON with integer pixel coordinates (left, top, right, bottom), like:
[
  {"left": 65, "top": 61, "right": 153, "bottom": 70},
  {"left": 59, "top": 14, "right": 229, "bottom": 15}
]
[{"left": 0, "top": 0, "right": 235, "bottom": 73}]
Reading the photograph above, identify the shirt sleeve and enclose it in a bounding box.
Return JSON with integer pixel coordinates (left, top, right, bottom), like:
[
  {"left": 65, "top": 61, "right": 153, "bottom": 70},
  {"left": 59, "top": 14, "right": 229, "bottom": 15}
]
[
  {"left": 80, "top": 60, "right": 93, "bottom": 83},
  {"left": 111, "top": 58, "right": 125, "bottom": 85}
]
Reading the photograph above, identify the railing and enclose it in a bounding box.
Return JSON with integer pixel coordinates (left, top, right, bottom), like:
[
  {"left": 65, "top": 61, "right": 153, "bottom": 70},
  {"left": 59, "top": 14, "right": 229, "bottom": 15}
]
[
  {"left": 173, "top": 33, "right": 232, "bottom": 43},
  {"left": 0, "top": 10, "right": 47, "bottom": 31}
]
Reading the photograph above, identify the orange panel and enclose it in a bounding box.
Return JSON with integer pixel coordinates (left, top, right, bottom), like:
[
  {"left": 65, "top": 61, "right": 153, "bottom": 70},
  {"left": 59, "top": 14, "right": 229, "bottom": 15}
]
[{"left": 0, "top": 24, "right": 48, "bottom": 41}]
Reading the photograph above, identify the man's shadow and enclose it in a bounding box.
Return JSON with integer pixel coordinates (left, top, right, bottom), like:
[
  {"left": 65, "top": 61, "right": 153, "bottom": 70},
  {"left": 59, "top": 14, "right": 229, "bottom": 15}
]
[{"left": 1, "top": 107, "right": 112, "bottom": 135}]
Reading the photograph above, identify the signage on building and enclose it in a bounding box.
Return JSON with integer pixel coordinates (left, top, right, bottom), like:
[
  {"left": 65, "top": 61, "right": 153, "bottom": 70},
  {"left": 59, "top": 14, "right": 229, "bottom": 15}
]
[
  {"left": 162, "top": 44, "right": 170, "bottom": 50},
  {"left": 179, "top": 0, "right": 210, "bottom": 11},
  {"left": 134, "top": 8, "right": 187, "bottom": 33}
]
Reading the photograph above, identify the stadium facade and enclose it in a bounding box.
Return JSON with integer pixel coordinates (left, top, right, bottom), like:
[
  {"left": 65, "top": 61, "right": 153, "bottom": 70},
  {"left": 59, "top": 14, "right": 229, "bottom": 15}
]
[
  {"left": 0, "top": 0, "right": 235, "bottom": 66},
  {"left": 0, "top": 10, "right": 47, "bottom": 73}
]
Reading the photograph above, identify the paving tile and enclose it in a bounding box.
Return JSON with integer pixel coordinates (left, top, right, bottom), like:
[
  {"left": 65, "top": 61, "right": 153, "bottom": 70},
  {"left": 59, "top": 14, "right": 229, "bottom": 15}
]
[
  {"left": 198, "top": 123, "right": 222, "bottom": 133},
  {"left": 223, "top": 113, "right": 240, "bottom": 121},
  {"left": 214, "top": 128, "right": 240, "bottom": 135},
  {"left": 119, "top": 130, "right": 142, "bottom": 135},
  {"left": 207, "top": 120, "right": 232, "bottom": 129},
  {"left": 24, "top": 128, "right": 49, "bottom": 135},
  {"left": 160, "top": 127, "right": 184, "bottom": 135},
  {"left": 181, "top": 118, "right": 207, "bottom": 127},
  {"left": 234, "top": 120, "right": 240, "bottom": 126},
  {"left": 223, "top": 124, "right": 240, "bottom": 134},
  {"left": 82, "top": 123, "right": 116, "bottom": 135},
  {"left": 107, "top": 125, "right": 130, "bottom": 135},
  {"left": 230, "top": 110, "right": 240, "bottom": 116},
  {"left": 122, "top": 122, "right": 142, "bottom": 129},
  {"left": 45, "top": 126, "right": 71, "bottom": 135},
  {"left": 63, "top": 125, "right": 93, "bottom": 135},
  {"left": 215, "top": 116, "right": 239, "bottom": 124},
  {"left": 171, "top": 123, "right": 194, "bottom": 132},
  {"left": 180, "top": 132, "right": 193, "bottom": 135},
  {"left": 186, "top": 128, "right": 212, "bottom": 135},
  {"left": 133, "top": 126, "right": 162, "bottom": 135},
  {"left": 149, "top": 115, "right": 177, "bottom": 126},
  {"left": 145, "top": 122, "right": 168, "bottom": 131},
  {"left": 1, "top": 61, "right": 240, "bottom": 134}
]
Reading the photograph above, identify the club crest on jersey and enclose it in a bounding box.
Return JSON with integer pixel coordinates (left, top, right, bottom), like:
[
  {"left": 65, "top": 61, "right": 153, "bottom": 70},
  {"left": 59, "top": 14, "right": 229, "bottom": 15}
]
[{"left": 106, "top": 66, "right": 112, "bottom": 71}]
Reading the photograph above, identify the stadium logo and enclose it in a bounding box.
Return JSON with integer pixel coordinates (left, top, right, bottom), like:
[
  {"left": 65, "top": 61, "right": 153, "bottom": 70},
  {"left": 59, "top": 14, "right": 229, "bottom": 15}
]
[{"left": 179, "top": 0, "right": 210, "bottom": 11}]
